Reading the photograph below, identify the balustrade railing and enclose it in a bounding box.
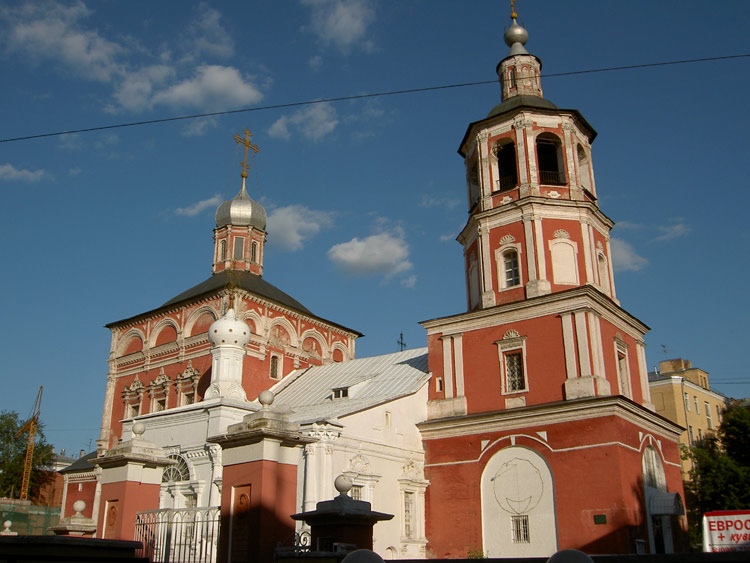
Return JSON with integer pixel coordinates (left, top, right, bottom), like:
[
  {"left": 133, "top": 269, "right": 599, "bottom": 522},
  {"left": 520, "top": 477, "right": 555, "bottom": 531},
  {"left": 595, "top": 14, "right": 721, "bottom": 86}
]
[
  {"left": 538, "top": 170, "right": 566, "bottom": 185},
  {"left": 134, "top": 507, "right": 220, "bottom": 563}
]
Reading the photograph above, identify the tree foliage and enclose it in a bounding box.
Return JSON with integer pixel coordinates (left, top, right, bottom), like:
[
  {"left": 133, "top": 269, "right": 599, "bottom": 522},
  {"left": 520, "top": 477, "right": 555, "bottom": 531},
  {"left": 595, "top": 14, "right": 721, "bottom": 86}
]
[
  {"left": 0, "top": 410, "right": 54, "bottom": 500},
  {"left": 683, "top": 401, "right": 750, "bottom": 545}
]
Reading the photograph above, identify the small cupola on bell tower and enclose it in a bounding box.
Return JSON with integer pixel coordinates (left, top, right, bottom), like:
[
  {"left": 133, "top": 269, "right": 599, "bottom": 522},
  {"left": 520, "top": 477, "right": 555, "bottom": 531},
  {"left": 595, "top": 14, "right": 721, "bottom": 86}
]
[
  {"left": 212, "top": 129, "right": 267, "bottom": 277},
  {"left": 497, "top": 3, "right": 543, "bottom": 102}
]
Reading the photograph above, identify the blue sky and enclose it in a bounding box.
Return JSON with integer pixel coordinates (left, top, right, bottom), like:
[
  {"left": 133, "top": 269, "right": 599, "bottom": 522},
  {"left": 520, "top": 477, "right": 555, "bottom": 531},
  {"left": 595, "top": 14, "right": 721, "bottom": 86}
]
[{"left": 0, "top": 0, "right": 748, "bottom": 456}]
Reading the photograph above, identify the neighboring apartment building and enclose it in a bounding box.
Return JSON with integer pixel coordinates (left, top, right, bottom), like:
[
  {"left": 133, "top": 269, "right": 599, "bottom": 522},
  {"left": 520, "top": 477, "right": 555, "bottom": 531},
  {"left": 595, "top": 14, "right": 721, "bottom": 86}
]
[{"left": 648, "top": 358, "right": 728, "bottom": 474}]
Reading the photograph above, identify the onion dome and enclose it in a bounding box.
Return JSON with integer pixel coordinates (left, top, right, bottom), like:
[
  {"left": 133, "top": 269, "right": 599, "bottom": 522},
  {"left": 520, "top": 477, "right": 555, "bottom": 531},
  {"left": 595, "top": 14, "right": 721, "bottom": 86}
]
[
  {"left": 208, "top": 308, "right": 251, "bottom": 347},
  {"left": 215, "top": 182, "right": 267, "bottom": 230},
  {"left": 504, "top": 17, "right": 529, "bottom": 56}
]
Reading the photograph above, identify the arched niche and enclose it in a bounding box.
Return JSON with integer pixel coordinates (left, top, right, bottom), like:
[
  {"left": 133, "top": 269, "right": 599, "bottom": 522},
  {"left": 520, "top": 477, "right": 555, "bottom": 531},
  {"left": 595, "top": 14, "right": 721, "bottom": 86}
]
[
  {"left": 119, "top": 331, "right": 145, "bottom": 356},
  {"left": 186, "top": 309, "right": 218, "bottom": 337},
  {"left": 481, "top": 445, "right": 557, "bottom": 558},
  {"left": 153, "top": 322, "right": 178, "bottom": 346}
]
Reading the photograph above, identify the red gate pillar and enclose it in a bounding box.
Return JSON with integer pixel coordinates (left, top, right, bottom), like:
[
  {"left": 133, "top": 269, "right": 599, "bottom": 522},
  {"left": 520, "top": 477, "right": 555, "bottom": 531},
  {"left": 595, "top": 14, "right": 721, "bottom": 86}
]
[
  {"left": 209, "top": 391, "right": 314, "bottom": 563},
  {"left": 93, "top": 422, "right": 174, "bottom": 541}
]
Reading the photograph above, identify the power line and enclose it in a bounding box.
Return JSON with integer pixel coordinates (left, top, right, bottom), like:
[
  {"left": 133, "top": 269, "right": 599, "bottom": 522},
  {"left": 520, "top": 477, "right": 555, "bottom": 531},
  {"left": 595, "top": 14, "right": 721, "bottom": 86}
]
[{"left": 1, "top": 53, "right": 747, "bottom": 145}]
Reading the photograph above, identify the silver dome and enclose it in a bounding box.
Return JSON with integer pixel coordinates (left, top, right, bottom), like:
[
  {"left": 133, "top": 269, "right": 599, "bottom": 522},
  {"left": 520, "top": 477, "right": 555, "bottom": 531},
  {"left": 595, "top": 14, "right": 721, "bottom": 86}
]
[
  {"left": 504, "top": 19, "right": 529, "bottom": 54},
  {"left": 215, "top": 183, "right": 267, "bottom": 230}
]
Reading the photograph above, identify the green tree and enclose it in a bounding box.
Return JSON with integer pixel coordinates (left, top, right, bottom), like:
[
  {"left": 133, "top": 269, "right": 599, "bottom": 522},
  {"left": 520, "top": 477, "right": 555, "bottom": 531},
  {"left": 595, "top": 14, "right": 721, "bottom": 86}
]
[
  {"left": 0, "top": 410, "right": 54, "bottom": 500},
  {"left": 683, "top": 401, "right": 750, "bottom": 546}
]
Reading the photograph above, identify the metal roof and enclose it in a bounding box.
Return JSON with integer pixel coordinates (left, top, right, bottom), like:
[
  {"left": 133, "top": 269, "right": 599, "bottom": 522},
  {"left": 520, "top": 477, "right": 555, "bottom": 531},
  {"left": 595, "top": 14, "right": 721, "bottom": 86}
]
[
  {"left": 107, "top": 270, "right": 362, "bottom": 336},
  {"left": 270, "top": 347, "right": 430, "bottom": 424}
]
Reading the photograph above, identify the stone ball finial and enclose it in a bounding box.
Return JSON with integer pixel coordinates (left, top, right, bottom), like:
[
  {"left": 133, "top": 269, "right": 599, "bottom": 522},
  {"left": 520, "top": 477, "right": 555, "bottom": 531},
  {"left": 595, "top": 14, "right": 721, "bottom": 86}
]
[
  {"left": 132, "top": 422, "right": 146, "bottom": 437},
  {"left": 334, "top": 474, "right": 353, "bottom": 495},
  {"left": 258, "top": 390, "right": 274, "bottom": 408},
  {"left": 2, "top": 521, "right": 11, "bottom": 532},
  {"left": 341, "top": 549, "right": 385, "bottom": 563},
  {"left": 72, "top": 500, "right": 86, "bottom": 515},
  {"left": 547, "top": 549, "right": 595, "bottom": 563}
]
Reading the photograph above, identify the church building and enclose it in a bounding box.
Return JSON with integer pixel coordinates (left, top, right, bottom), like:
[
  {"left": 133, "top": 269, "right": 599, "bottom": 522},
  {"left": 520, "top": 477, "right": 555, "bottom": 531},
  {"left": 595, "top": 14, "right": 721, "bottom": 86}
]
[{"left": 57, "top": 8, "right": 687, "bottom": 561}]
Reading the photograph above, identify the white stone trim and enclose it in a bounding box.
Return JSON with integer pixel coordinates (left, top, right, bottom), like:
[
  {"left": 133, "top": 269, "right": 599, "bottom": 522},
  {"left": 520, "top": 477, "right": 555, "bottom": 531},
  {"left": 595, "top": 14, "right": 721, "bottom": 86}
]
[{"left": 496, "top": 332, "right": 529, "bottom": 395}]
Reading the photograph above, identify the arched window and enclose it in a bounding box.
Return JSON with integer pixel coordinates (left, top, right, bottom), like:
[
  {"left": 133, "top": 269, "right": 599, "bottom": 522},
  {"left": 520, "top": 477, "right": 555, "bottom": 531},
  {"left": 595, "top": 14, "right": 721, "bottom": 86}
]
[
  {"left": 508, "top": 67, "right": 517, "bottom": 89},
  {"left": 163, "top": 455, "right": 190, "bottom": 483},
  {"left": 251, "top": 241, "right": 258, "bottom": 263},
  {"left": 576, "top": 144, "right": 592, "bottom": 192},
  {"left": 219, "top": 239, "right": 226, "bottom": 261},
  {"left": 467, "top": 154, "right": 481, "bottom": 210},
  {"left": 468, "top": 258, "right": 480, "bottom": 310},
  {"left": 536, "top": 133, "right": 566, "bottom": 185},
  {"left": 494, "top": 140, "right": 518, "bottom": 192}
]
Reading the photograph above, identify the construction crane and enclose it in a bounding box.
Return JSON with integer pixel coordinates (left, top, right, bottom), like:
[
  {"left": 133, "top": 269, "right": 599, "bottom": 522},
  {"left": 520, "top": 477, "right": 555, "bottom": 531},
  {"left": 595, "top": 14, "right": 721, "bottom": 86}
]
[{"left": 15, "top": 386, "right": 43, "bottom": 501}]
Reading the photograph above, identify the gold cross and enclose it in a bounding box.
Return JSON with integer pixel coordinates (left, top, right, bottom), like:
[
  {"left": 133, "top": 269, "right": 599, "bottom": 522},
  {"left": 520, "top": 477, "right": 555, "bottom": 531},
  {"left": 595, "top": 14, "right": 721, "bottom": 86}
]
[
  {"left": 233, "top": 128, "right": 260, "bottom": 179},
  {"left": 511, "top": 0, "right": 518, "bottom": 19}
]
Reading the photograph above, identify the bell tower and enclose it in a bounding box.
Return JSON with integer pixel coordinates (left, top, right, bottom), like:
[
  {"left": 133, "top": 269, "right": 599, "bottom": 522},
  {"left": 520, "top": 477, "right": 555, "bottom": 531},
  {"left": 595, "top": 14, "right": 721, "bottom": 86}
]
[
  {"left": 212, "top": 129, "right": 267, "bottom": 276},
  {"left": 459, "top": 10, "right": 616, "bottom": 311}
]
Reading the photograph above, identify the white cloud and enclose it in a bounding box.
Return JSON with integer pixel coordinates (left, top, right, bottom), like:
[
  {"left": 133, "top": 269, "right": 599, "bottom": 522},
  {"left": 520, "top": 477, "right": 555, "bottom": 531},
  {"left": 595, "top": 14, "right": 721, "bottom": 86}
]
[
  {"left": 302, "top": 0, "right": 376, "bottom": 53},
  {"left": 182, "top": 116, "right": 219, "bottom": 137},
  {"left": 610, "top": 237, "right": 647, "bottom": 272},
  {"left": 113, "top": 64, "right": 175, "bottom": 112},
  {"left": 151, "top": 65, "right": 263, "bottom": 110},
  {"left": 0, "top": 163, "right": 45, "bottom": 182},
  {"left": 175, "top": 194, "right": 223, "bottom": 217},
  {"left": 439, "top": 232, "right": 457, "bottom": 242},
  {"left": 3, "top": 0, "right": 123, "bottom": 81},
  {"left": 420, "top": 194, "right": 460, "bottom": 209},
  {"left": 68, "top": 167, "right": 82, "bottom": 176},
  {"left": 400, "top": 275, "right": 417, "bottom": 288},
  {"left": 186, "top": 3, "right": 234, "bottom": 59},
  {"left": 652, "top": 222, "right": 690, "bottom": 242},
  {"left": 309, "top": 54, "right": 323, "bottom": 70},
  {"left": 328, "top": 228, "right": 413, "bottom": 277},
  {"left": 267, "top": 205, "right": 335, "bottom": 251},
  {"left": 269, "top": 103, "right": 338, "bottom": 142},
  {"left": 58, "top": 133, "right": 83, "bottom": 150}
]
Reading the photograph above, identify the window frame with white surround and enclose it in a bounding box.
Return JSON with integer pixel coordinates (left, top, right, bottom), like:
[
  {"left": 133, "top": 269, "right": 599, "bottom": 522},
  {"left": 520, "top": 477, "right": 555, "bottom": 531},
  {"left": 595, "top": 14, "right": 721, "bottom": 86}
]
[
  {"left": 613, "top": 336, "right": 631, "bottom": 399},
  {"left": 495, "top": 236, "right": 523, "bottom": 292},
  {"left": 496, "top": 330, "right": 529, "bottom": 396}
]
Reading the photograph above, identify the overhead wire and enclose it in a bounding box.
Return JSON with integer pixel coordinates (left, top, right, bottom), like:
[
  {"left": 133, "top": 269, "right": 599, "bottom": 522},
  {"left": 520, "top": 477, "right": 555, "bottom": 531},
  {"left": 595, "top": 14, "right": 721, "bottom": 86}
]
[{"left": 0, "top": 53, "right": 747, "bottom": 145}]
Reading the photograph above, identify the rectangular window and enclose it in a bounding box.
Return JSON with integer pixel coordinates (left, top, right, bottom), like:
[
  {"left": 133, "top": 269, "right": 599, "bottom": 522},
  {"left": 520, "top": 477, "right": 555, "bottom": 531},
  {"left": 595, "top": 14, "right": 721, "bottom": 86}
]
[
  {"left": 694, "top": 397, "right": 700, "bottom": 414},
  {"left": 333, "top": 387, "right": 349, "bottom": 399},
  {"left": 436, "top": 377, "right": 443, "bottom": 392},
  {"left": 504, "top": 252, "right": 520, "bottom": 287},
  {"left": 251, "top": 241, "right": 258, "bottom": 263},
  {"left": 127, "top": 402, "right": 139, "bottom": 418},
  {"left": 684, "top": 392, "right": 690, "bottom": 411},
  {"left": 182, "top": 391, "right": 195, "bottom": 406},
  {"left": 505, "top": 352, "right": 525, "bottom": 392},
  {"left": 688, "top": 425, "right": 694, "bottom": 445},
  {"left": 404, "top": 492, "right": 415, "bottom": 539},
  {"left": 155, "top": 397, "right": 166, "bottom": 412},
  {"left": 511, "top": 515, "right": 530, "bottom": 543},
  {"left": 706, "top": 402, "right": 713, "bottom": 429},
  {"left": 233, "top": 237, "right": 245, "bottom": 260},
  {"left": 270, "top": 355, "right": 280, "bottom": 380},
  {"left": 350, "top": 485, "right": 363, "bottom": 501}
]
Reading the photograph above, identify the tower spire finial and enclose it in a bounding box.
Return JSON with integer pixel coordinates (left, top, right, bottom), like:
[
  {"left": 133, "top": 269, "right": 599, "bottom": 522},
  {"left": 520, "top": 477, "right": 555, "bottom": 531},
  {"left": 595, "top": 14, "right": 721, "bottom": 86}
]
[
  {"left": 233, "top": 128, "right": 260, "bottom": 180},
  {"left": 510, "top": 0, "right": 518, "bottom": 20}
]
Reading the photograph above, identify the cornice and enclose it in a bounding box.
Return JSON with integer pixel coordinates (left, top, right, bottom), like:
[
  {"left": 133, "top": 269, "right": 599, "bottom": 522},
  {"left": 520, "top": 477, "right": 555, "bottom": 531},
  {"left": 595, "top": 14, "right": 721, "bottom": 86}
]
[
  {"left": 418, "top": 395, "right": 683, "bottom": 441},
  {"left": 420, "top": 285, "right": 649, "bottom": 337}
]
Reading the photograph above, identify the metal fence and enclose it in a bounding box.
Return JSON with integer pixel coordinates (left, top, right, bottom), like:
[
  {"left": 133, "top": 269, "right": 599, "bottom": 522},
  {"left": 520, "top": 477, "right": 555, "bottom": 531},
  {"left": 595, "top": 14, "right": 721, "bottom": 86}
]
[{"left": 134, "top": 507, "right": 221, "bottom": 563}]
